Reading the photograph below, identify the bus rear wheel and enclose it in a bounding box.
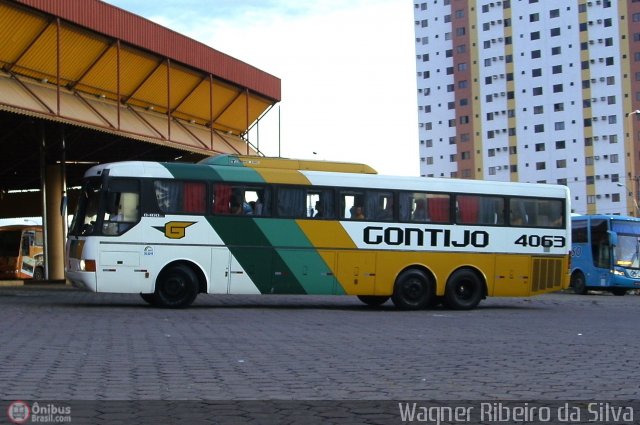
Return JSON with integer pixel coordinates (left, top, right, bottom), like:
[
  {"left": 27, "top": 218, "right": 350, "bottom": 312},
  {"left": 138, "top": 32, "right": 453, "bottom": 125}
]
[
  {"left": 571, "top": 272, "right": 587, "bottom": 295},
  {"left": 154, "top": 264, "right": 199, "bottom": 308},
  {"left": 443, "top": 269, "right": 484, "bottom": 310},
  {"left": 357, "top": 295, "right": 390, "bottom": 307},
  {"left": 391, "top": 269, "right": 434, "bottom": 310}
]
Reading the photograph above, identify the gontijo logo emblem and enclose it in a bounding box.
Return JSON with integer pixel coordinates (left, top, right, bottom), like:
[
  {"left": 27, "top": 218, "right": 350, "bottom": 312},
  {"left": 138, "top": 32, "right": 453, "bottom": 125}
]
[{"left": 153, "top": 221, "right": 195, "bottom": 239}]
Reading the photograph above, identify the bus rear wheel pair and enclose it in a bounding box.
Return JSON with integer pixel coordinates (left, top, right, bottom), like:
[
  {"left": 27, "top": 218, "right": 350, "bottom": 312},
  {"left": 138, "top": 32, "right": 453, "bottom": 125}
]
[{"left": 383, "top": 268, "right": 484, "bottom": 311}]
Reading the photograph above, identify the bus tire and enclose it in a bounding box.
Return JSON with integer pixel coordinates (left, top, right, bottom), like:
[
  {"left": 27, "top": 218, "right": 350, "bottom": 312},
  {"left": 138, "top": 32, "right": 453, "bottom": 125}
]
[
  {"left": 357, "top": 295, "right": 390, "bottom": 307},
  {"left": 154, "top": 264, "right": 199, "bottom": 308},
  {"left": 391, "top": 269, "right": 434, "bottom": 310},
  {"left": 33, "top": 266, "right": 44, "bottom": 281},
  {"left": 571, "top": 272, "right": 587, "bottom": 295},
  {"left": 443, "top": 269, "right": 484, "bottom": 310}
]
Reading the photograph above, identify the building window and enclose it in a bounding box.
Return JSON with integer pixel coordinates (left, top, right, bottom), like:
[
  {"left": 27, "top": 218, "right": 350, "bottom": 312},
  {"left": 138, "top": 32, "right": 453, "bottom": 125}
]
[
  {"left": 610, "top": 154, "right": 619, "bottom": 163},
  {"left": 531, "top": 50, "right": 541, "bottom": 59},
  {"left": 556, "top": 159, "right": 566, "bottom": 168},
  {"left": 550, "top": 28, "right": 561, "bottom": 37},
  {"left": 554, "top": 103, "right": 564, "bottom": 112},
  {"left": 534, "top": 124, "right": 544, "bottom": 133},
  {"left": 551, "top": 46, "right": 561, "bottom": 55},
  {"left": 552, "top": 65, "right": 562, "bottom": 74},
  {"left": 535, "top": 143, "right": 545, "bottom": 152},
  {"left": 555, "top": 140, "right": 566, "bottom": 149},
  {"left": 553, "top": 84, "right": 563, "bottom": 93},
  {"left": 550, "top": 9, "right": 560, "bottom": 18},
  {"left": 533, "top": 87, "right": 543, "bottom": 96},
  {"left": 532, "top": 68, "right": 542, "bottom": 77},
  {"left": 531, "top": 31, "right": 540, "bottom": 40},
  {"left": 555, "top": 122, "right": 565, "bottom": 131},
  {"left": 536, "top": 162, "right": 546, "bottom": 170},
  {"left": 530, "top": 13, "right": 539, "bottom": 22}
]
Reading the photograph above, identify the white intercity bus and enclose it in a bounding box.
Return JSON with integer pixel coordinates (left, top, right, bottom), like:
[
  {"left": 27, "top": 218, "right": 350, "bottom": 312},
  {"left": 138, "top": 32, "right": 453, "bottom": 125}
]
[{"left": 66, "top": 154, "right": 571, "bottom": 309}]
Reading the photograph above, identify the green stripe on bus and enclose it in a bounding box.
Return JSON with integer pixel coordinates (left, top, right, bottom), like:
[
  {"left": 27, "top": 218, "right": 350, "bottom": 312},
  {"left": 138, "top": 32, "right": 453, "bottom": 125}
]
[
  {"left": 206, "top": 216, "right": 306, "bottom": 294},
  {"left": 255, "top": 219, "right": 344, "bottom": 295},
  {"left": 162, "top": 162, "right": 265, "bottom": 183},
  {"left": 162, "top": 162, "right": 222, "bottom": 180}
]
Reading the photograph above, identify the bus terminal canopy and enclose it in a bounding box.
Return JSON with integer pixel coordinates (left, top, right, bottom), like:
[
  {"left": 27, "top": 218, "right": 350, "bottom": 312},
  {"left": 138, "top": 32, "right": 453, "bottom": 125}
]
[{"left": 0, "top": 0, "right": 281, "bottom": 192}]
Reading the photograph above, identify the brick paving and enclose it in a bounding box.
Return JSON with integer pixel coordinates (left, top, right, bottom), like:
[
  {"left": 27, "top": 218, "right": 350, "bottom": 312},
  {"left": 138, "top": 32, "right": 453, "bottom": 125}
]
[{"left": 0, "top": 284, "right": 639, "bottom": 423}]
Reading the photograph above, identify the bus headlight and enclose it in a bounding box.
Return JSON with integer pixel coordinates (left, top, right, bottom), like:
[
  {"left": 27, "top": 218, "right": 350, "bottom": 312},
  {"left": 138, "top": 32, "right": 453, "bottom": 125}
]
[
  {"left": 80, "top": 259, "right": 96, "bottom": 272},
  {"left": 612, "top": 267, "right": 626, "bottom": 277}
]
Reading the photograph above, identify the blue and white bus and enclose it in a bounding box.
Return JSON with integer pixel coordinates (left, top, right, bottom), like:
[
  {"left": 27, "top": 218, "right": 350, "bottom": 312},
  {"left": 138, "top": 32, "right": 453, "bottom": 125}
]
[{"left": 570, "top": 214, "right": 640, "bottom": 295}]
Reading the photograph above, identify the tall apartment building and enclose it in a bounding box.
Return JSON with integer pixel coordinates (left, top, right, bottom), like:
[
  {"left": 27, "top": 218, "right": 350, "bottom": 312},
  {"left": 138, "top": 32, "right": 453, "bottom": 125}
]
[{"left": 414, "top": 0, "right": 640, "bottom": 215}]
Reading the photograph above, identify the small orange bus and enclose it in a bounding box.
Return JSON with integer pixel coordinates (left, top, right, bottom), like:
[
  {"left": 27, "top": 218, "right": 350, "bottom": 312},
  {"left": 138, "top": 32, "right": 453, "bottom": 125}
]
[{"left": 0, "top": 225, "right": 45, "bottom": 280}]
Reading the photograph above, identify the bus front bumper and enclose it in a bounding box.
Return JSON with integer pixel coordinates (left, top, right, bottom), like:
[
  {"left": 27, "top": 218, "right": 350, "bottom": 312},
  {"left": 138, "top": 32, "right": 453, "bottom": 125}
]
[{"left": 66, "top": 270, "right": 98, "bottom": 292}]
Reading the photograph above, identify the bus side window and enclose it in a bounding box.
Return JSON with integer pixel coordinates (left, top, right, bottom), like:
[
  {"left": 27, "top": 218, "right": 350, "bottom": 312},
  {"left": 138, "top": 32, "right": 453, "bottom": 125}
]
[
  {"left": 277, "top": 187, "right": 306, "bottom": 218},
  {"left": 456, "top": 195, "right": 480, "bottom": 224},
  {"left": 510, "top": 199, "right": 528, "bottom": 226},
  {"left": 213, "top": 184, "right": 232, "bottom": 214},
  {"left": 103, "top": 179, "right": 140, "bottom": 235},
  {"left": 340, "top": 191, "right": 365, "bottom": 220},
  {"left": 427, "top": 195, "right": 450, "bottom": 223}
]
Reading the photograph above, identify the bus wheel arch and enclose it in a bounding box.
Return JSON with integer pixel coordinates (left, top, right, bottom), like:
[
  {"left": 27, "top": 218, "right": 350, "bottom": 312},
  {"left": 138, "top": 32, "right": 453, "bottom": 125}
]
[
  {"left": 154, "top": 261, "right": 204, "bottom": 308},
  {"left": 443, "top": 267, "right": 486, "bottom": 310},
  {"left": 570, "top": 270, "right": 587, "bottom": 295},
  {"left": 391, "top": 266, "right": 436, "bottom": 310}
]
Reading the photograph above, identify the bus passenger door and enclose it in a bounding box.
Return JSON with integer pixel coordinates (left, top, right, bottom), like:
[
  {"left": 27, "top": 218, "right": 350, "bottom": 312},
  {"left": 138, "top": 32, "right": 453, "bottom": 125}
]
[
  {"left": 336, "top": 251, "right": 376, "bottom": 295},
  {"left": 493, "top": 255, "right": 531, "bottom": 296}
]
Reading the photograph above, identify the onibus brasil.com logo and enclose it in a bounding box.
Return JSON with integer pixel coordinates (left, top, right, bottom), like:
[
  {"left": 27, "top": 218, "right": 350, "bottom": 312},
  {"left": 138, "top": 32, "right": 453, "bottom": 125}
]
[{"left": 7, "top": 401, "right": 71, "bottom": 424}]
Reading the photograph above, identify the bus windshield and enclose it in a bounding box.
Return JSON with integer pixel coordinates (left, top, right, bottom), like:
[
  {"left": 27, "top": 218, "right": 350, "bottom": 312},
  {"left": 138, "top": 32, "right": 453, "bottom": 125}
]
[
  {"left": 69, "top": 178, "right": 141, "bottom": 237},
  {"left": 70, "top": 179, "right": 103, "bottom": 236},
  {"left": 0, "top": 230, "right": 21, "bottom": 257},
  {"left": 612, "top": 220, "right": 640, "bottom": 269}
]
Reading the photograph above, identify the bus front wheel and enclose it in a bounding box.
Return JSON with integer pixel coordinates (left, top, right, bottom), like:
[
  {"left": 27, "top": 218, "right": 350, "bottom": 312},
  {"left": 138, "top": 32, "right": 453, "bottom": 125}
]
[
  {"left": 571, "top": 272, "right": 587, "bottom": 295},
  {"left": 357, "top": 295, "right": 390, "bottom": 307},
  {"left": 154, "top": 264, "right": 199, "bottom": 308},
  {"left": 443, "top": 269, "right": 484, "bottom": 310},
  {"left": 140, "top": 293, "right": 158, "bottom": 306},
  {"left": 391, "top": 269, "right": 434, "bottom": 310}
]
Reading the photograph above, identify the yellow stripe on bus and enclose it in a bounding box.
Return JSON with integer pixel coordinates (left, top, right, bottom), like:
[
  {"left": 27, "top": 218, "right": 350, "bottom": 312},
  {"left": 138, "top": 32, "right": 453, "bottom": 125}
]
[{"left": 254, "top": 169, "right": 312, "bottom": 185}]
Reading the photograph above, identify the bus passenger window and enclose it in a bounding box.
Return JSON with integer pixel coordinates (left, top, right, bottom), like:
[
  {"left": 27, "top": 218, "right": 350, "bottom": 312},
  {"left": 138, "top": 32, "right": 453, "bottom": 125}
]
[
  {"left": 367, "top": 191, "right": 393, "bottom": 221},
  {"left": 340, "top": 191, "right": 365, "bottom": 220},
  {"left": 456, "top": 195, "right": 480, "bottom": 224}
]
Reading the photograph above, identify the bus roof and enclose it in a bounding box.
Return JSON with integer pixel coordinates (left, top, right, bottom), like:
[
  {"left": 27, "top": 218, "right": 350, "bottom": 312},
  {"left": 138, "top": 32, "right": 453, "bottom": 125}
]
[
  {"left": 571, "top": 214, "right": 640, "bottom": 222},
  {"left": 199, "top": 154, "right": 377, "bottom": 174},
  {"left": 0, "top": 225, "right": 42, "bottom": 231},
  {"left": 84, "top": 158, "right": 569, "bottom": 199}
]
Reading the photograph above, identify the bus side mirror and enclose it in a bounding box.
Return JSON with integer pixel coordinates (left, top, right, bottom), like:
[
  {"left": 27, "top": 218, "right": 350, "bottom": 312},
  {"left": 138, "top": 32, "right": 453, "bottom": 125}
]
[{"left": 608, "top": 231, "right": 617, "bottom": 247}]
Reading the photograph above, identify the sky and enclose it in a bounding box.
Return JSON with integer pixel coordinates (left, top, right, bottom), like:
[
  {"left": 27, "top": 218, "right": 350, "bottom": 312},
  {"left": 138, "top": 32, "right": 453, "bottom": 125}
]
[{"left": 102, "top": 0, "right": 420, "bottom": 176}]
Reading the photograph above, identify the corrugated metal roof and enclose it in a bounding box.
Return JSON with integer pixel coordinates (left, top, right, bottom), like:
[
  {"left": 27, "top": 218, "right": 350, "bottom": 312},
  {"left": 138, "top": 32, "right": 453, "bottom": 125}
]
[
  {"left": 12, "top": 0, "right": 281, "bottom": 102},
  {"left": 0, "top": 0, "right": 279, "bottom": 139}
]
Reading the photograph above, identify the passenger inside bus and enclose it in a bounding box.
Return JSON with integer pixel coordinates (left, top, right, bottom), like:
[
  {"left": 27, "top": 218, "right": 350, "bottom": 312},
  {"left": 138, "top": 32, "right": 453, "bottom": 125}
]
[
  {"left": 351, "top": 206, "right": 365, "bottom": 220},
  {"left": 412, "top": 198, "right": 427, "bottom": 222}
]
